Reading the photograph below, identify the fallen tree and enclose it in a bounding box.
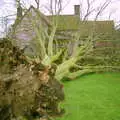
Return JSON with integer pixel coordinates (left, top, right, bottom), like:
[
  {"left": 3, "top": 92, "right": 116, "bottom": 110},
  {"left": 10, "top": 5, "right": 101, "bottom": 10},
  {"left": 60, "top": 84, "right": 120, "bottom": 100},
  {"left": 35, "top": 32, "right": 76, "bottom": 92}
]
[{"left": 3, "top": 6, "right": 119, "bottom": 119}]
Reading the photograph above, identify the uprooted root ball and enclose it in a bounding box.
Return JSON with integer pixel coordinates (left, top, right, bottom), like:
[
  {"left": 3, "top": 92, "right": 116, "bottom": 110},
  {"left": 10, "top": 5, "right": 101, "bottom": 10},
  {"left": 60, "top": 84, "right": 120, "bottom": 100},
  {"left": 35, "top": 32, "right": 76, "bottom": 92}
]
[{"left": 0, "top": 38, "right": 65, "bottom": 120}]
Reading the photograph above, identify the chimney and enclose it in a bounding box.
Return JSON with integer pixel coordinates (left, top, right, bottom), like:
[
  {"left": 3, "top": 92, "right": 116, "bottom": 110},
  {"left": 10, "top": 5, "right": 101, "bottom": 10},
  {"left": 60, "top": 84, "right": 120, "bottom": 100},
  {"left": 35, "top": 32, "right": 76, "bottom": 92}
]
[
  {"left": 74, "top": 5, "right": 80, "bottom": 16},
  {"left": 17, "top": 5, "right": 22, "bottom": 19}
]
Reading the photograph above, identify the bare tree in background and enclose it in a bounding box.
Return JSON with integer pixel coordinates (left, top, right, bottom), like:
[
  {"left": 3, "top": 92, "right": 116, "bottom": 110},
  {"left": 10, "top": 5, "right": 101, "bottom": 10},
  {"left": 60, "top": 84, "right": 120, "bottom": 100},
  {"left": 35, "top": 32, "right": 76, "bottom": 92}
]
[
  {"left": 44, "top": 0, "right": 63, "bottom": 15},
  {"left": 79, "top": 0, "right": 112, "bottom": 21},
  {"left": 81, "top": 0, "right": 96, "bottom": 20},
  {"left": 116, "top": 21, "right": 120, "bottom": 29},
  {"left": 94, "top": 0, "right": 111, "bottom": 20},
  {"left": 35, "top": 0, "right": 40, "bottom": 9}
]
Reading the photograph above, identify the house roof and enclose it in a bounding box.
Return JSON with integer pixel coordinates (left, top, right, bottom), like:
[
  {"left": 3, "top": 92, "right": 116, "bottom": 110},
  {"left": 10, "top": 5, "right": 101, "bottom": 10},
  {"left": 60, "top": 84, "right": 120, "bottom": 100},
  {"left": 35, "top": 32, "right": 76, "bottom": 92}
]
[
  {"left": 13, "top": 5, "right": 51, "bottom": 29},
  {"left": 13, "top": 6, "right": 114, "bottom": 36},
  {"left": 47, "top": 15, "right": 80, "bottom": 30},
  {"left": 78, "top": 20, "right": 114, "bottom": 34},
  {"left": 48, "top": 15, "right": 114, "bottom": 34},
  {"left": 48, "top": 15, "right": 114, "bottom": 32},
  {"left": 14, "top": 5, "right": 114, "bottom": 32},
  {"left": 28, "top": 6, "right": 51, "bottom": 26}
]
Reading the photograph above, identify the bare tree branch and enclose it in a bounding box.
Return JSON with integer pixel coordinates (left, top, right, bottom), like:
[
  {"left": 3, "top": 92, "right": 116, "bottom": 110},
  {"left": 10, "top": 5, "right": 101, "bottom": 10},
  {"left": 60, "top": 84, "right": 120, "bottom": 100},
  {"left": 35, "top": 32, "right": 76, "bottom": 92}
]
[
  {"left": 35, "top": 0, "right": 40, "bottom": 9},
  {"left": 83, "top": 0, "right": 96, "bottom": 20},
  {"left": 44, "top": 0, "right": 64, "bottom": 15},
  {"left": 79, "top": 0, "right": 112, "bottom": 21},
  {"left": 50, "top": 0, "right": 53, "bottom": 14},
  {"left": 115, "top": 21, "right": 120, "bottom": 29},
  {"left": 94, "top": 0, "right": 111, "bottom": 20}
]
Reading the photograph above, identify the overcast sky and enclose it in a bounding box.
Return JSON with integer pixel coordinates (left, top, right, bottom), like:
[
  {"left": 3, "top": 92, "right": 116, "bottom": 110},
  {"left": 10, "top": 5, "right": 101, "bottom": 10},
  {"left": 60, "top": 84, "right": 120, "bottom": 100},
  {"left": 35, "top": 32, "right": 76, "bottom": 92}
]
[
  {"left": 0, "top": 0, "right": 120, "bottom": 21},
  {"left": 0, "top": 0, "right": 120, "bottom": 26}
]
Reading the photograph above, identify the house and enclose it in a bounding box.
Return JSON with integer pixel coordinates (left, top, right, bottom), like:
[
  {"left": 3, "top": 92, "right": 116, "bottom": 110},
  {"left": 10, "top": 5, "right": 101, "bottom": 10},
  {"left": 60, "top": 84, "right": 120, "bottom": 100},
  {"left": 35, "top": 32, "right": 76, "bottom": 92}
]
[
  {"left": 47, "top": 5, "right": 114, "bottom": 50},
  {"left": 9, "top": 6, "right": 51, "bottom": 49},
  {"left": 48, "top": 5, "right": 114, "bottom": 39},
  {"left": 9, "top": 5, "right": 115, "bottom": 55}
]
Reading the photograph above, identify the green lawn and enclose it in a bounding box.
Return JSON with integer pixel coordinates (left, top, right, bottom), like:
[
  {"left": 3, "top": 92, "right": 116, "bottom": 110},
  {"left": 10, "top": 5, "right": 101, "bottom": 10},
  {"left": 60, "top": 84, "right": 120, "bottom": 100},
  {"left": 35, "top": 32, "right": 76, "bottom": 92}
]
[{"left": 56, "top": 72, "right": 120, "bottom": 120}]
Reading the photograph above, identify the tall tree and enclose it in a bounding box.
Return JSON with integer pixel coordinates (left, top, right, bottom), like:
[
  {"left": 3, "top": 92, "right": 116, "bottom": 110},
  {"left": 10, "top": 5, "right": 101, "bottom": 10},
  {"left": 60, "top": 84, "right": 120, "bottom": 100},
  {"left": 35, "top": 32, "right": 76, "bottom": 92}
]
[{"left": 79, "top": 0, "right": 112, "bottom": 20}]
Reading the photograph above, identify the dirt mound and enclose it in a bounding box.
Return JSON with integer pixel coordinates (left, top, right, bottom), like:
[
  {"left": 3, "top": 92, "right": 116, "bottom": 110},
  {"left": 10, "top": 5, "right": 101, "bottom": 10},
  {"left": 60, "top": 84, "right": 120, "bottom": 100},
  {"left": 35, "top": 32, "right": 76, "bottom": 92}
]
[{"left": 0, "top": 38, "right": 64, "bottom": 120}]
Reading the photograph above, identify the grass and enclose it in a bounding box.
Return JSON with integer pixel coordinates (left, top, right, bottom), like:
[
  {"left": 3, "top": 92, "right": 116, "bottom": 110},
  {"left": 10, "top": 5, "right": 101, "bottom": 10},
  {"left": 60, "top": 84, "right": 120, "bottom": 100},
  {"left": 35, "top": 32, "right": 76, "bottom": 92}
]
[{"left": 56, "top": 72, "right": 120, "bottom": 120}]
